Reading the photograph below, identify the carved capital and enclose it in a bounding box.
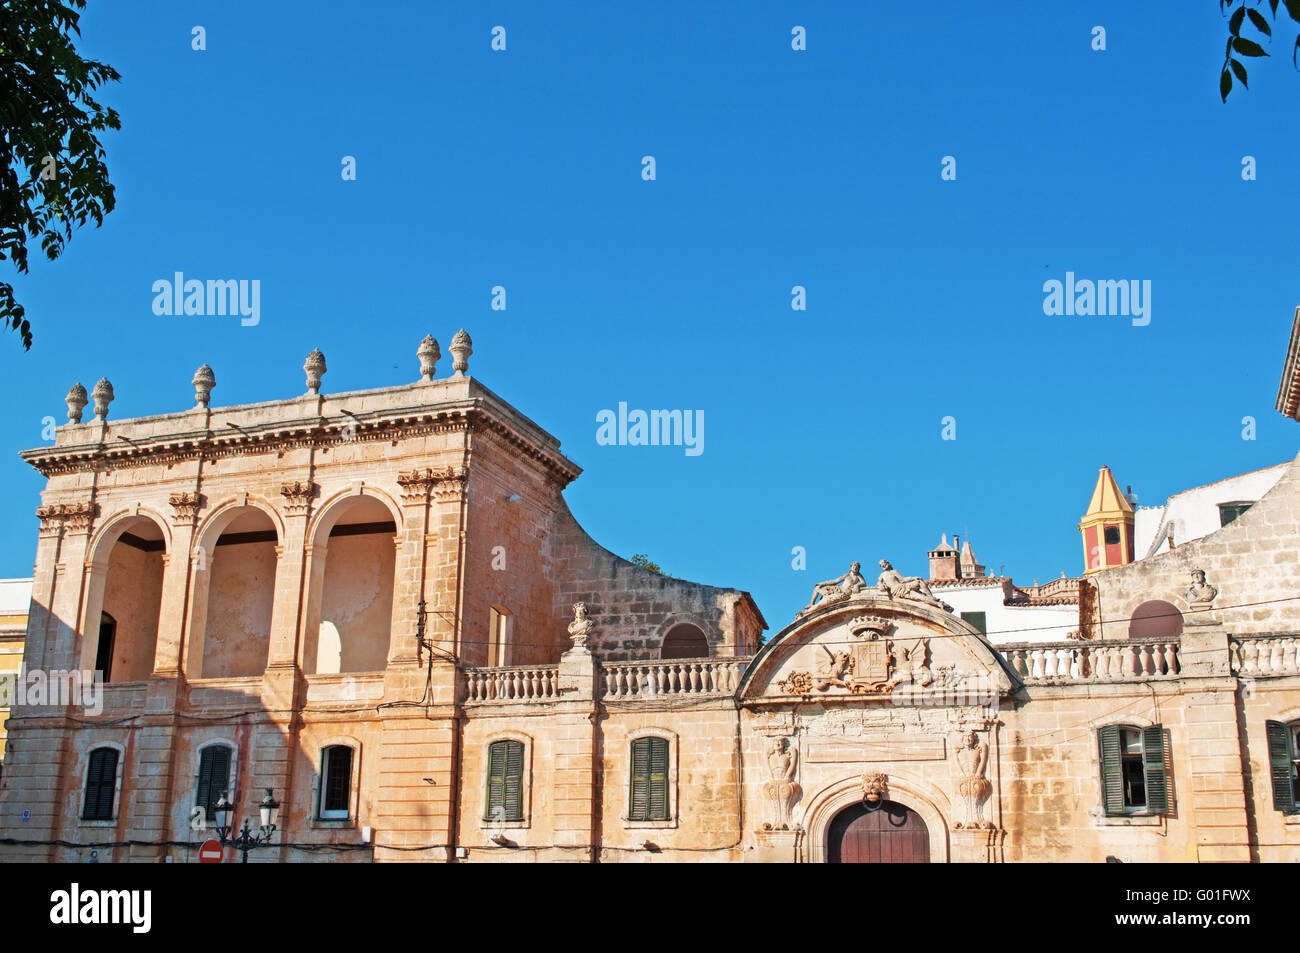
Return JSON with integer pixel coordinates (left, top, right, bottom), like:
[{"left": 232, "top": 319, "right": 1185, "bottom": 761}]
[
  {"left": 167, "top": 491, "right": 205, "bottom": 525},
  {"left": 280, "top": 480, "right": 319, "bottom": 516},
  {"left": 397, "top": 466, "right": 467, "bottom": 505},
  {"left": 36, "top": 501, "right": 98, "bottom": 536}
]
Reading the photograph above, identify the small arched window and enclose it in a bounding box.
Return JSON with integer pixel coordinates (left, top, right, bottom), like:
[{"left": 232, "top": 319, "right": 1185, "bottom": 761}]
[
  {"left": 488, "top": 606, "right": 511, "bottom": 667},
  {"left": 1128, "top": 600, "right": 1182, "bottom": 640},
  {"left": 82, "top": 747, "right": 120, "bottom": 821},
  {"left": 661, "top": 623, "right": 708, "bottom": 659},
  {"left": 319, "top": 745, "right": 354, "bottom": 820}
]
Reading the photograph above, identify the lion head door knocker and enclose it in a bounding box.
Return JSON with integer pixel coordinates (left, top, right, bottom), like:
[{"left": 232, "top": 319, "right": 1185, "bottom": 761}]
[{"left": 861, "top": 771, "right": 888, "bottom": 811}]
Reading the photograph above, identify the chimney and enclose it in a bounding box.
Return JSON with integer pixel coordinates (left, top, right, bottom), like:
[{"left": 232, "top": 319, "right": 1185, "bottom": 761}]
[{"left": 928, "top": 533, "right": 959, "bottom": 581}]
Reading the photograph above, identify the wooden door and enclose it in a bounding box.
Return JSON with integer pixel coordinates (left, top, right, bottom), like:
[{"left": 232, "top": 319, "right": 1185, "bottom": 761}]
[{"left": 828, "top": 801, "right": 929, "bottom": 863}]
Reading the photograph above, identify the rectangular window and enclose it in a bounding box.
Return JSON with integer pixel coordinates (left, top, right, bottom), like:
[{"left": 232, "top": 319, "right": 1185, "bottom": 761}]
[
  {"left": 488, "top": 607, "right": 510, "bottom": 667},
  {"left": 82, "top": 748, "right": 119, "bottom": 821},
  {"left": 1266, "top": 720, "right": 1299, "bottom": 814},
  {"left": 320, "top": 746, "right": 353, "bottom": 819},
  {"left": 629, "top": 736, "right": 670, "bottom": 822},
  {"left": 195, "top": 746, "right": 231, "bottom": 826},
  {"left": 1099, "top": 724, "right": 1168, "bottom": 816},
  {"left": 1218, "top": 502, "right": 1253, "bottom": 527},
  {"left": 94, "top": 614, "right": 116, "bottom": 683},
  {"left": 960, "top": 611, "right": 987, "bottom": 636},
  {"left": 485, "top": 739, "right": 525, "bottom": 822}
]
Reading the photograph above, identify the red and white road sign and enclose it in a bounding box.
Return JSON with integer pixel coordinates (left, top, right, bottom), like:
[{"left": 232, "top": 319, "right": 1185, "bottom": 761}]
[{"left": 198, "top": 839, "right": 224, "bottom": 863}]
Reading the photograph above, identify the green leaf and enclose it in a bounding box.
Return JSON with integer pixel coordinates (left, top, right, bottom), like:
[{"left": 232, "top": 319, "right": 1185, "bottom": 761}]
[
  {"left": 1233, "top": 36, "right": 1268, "bottom": 56},
  {"left": 1221, "top": 68, "right": 1233, "bottom": 101},
  {"left": 1230, "top": 6, "right": 1246, "bottom": 32},
  {"left": 1231, "top": 58, "right": 1249, "bottom": 86},
  {"left": 1285, "top": 0, "right": 1300, "bottom": 23},
  {"left": 1248, "top": 7, "right": 1273, "bottom": 34}
]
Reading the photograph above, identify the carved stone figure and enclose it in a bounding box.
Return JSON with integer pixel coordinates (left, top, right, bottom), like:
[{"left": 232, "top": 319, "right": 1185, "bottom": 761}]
[
  {"left": 799, "top": 561, "right": 867, "bottom": 615},
  {"left": 761, "top": 737, "right": 801, "bottom": 830},
  {"left": 954, "top": 730, "right": 994, "bottom": 830},
  {"left": 567, "top": 601, "right": 595, "bottom": 649},
  {"left": 814, "top": 646, "right": 854, "bottom": 691},
  {"left": 1185, "top": 568, "right": 1217, "bottom": 606},
  {"left": 777, "top": 670, "right": 813, "bottom": 694},
  {"left": 876, "top": 559, "right": 951, "bottom": 611},
  {"left": 861, "top": 771, "right": 888, "bottom": 804},
  {"left": 888, "top": 636, "right": 934, "bottom": 689}
]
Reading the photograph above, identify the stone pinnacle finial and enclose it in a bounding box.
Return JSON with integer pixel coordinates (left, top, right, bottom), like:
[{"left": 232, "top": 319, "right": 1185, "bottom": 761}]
[
  {"left": 417, "top": 334, "right": 440, "bottom": 381},
  {"left": 91, "top": 378, "right": 114, "bottom": 420},
  {"left": 449, "top": 329, "right": 472, "bottom": 376},
  {"left": 65, "top": 383, "right": 88, "bottom": 423},
  {"left": 192, "top": 364, "right": 216, "bottom": 408},
  {"left": 304, "top": 348, "right": 327, "bottom": 395}
]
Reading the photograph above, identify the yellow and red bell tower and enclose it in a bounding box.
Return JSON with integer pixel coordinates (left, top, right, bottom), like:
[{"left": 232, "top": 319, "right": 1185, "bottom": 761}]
[{"left": 1079, "top": 465, "right": 1135, "bottom": 575}]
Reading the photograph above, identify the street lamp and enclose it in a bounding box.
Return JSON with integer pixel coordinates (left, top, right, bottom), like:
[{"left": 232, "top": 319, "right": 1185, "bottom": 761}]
[{"left": 212, "top": 788, "right": 280, "bottom": 863}]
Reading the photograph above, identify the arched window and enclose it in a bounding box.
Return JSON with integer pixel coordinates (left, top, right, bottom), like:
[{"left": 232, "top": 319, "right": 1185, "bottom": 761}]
[
  {"left": 485, "top": 739, "right": 525, "bottom": 822},
  {"left": 1128, "top": 600, "right": 1182, "bottom": 640},
  {"left": 195, "top": 744, "right": 234, "bottom": 828},
  {"left": 82, "top": 747, "right": 120, "bottom": 821},
  {"left": 660, "top": 623, "right": 708, "bottom": 659},
  {"left": 199, "top": 507, "right": 280, "bottom": 678},
  {"left": 95, "top": 514, "right": 165, "bottom": 682},
  {"left": 309, "top": 496, "right": 397, "bottom": 675},
  {"left": 318, "top": 745, "right": 355, "bottom": 820}
]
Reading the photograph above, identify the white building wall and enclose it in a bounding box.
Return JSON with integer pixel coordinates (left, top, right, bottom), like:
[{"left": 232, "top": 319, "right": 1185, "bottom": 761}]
[
  {"left": 937, "top": 582, "right": 1077, "bottom": 645},
  {"left": 1133, "top": 462, "right": 1288, "bottom": 558}
]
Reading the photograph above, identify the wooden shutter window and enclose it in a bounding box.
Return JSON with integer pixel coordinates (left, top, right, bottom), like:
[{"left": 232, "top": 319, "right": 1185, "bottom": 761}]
[
  {"left": 485, "top": 740, "right": 525, "bottom": 822},
  {"left": 1266, "top": 720, "right": 1298, "bottom": 815},
  {"left": 195, "top": 746, "right": 231, "bottom": 823},
  {"left": 82, "top": 748, "right": 119, "bottom": 821},
  {"left": 1141, "top": 724, "right": 1169, "bottom": 815},
  {"left": 629, "top": 737, "right": 669, "bottom": 822},
  {"left": 1098, "top": 725, "right": 1125, "bottom": 816}
]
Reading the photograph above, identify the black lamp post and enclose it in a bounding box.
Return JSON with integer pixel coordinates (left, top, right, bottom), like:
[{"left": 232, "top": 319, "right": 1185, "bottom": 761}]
[{"left": 212, "top": 788, "right": 280, "bottom": 863}]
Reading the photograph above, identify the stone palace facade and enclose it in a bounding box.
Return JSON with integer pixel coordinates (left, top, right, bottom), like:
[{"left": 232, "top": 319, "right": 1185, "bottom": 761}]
[{"left": 1, "top": 320, "right": 1299, "bottom": 863}]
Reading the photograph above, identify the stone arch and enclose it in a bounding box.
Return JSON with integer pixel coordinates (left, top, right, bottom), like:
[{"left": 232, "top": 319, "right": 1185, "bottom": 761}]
[
  {"left": 301, "top": 486, "right": 401, "bottom": 674},
  {"left": 1127, "top": 600, "right": 1183, "bottom": 641},
  {"left": 660, "top": 621, "right": 711, "bottom": 659},
  {"left": 800, "top": 771, "right": 951, "bottom": 863},
  {"left": 78, "top": 509, "right": 170, "bottom": 680},
  {"left": 187, "top": 500, "right": 283, "bottom": 679}
]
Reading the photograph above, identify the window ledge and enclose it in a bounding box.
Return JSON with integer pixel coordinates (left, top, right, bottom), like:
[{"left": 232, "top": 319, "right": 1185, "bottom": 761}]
[
  {"left": 1283, "top": 814, "right": 1300, "bottom": 826},
  {"left": 310, "top": 818, "right": 354, "bottom": 829},
  {"left": 78, "top": 820, "right": 117, "bottom": 828},
  {"left": 1096, "top": 813, "right": 1164, "bottom": 827},
  {"left": 622, "top": 818, "right": 678, "bottom": 830},
  {"left": 479, "top": 817, "right": 530, "bottom": 830}
]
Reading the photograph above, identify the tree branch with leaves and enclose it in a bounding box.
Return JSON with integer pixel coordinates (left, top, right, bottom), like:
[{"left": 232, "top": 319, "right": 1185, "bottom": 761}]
[
  {"left": 1220, "top": 0, "right": 1300, "bottom": 100},
  {"left": 0, "top": 0, "right": 120, "bottom": 349}
]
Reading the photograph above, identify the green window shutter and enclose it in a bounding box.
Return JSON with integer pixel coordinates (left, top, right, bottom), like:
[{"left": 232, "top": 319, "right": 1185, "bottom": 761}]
[
  {"left": 630, "top": 738, "right": 651, "bottom": 821},
  {"left": 1098, "top": 725, "right": 1125, "bottom": 816},
  {"left": 486, "top": 741, "right": 507, "bottom": 819},
  {"left": 195, "top": 746, "right": 230, "bottom": 821},
  {"left": 1142, "top": 725, "right": 1169, "bottom": 815},
  {"left": 503, "top": 741, "right": 524, "bottom": 822},
  {"left": 1266, "top": 721, "right": 1298, "bottom": 815},
  {"left": 648, "top": 737, "right": 670, "bottom": 821},
  {"left": 83, "top": 748, "right": 118, "bottom": 821}
]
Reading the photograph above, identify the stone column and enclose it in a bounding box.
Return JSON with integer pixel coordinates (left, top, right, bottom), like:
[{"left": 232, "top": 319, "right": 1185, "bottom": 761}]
[
  {"left": 552, "top": 645, "right": 601, "bottom": 860},
  {"left": 1179, "top": 618, "right": 1252, "bottom": 862}
]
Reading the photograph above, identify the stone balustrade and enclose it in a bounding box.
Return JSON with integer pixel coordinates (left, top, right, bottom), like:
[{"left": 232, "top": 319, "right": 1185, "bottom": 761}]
[
  {"left": 1001, "top": 639, "right": 1180, "bottom": 683},
  {"left": 1230, "top": 634, "right": 1300, "bottom": 677},
  {"left": 464, "top": 664, "right": 561, "bottom": 702},
  {"left": 602, "top": 657, "right": 749, "bottom": 699}
]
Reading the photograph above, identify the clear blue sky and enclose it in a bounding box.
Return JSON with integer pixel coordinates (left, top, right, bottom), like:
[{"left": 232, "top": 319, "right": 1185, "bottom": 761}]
[{"left": 4, "top": 1, "right": 1298, "bottom": 629}]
